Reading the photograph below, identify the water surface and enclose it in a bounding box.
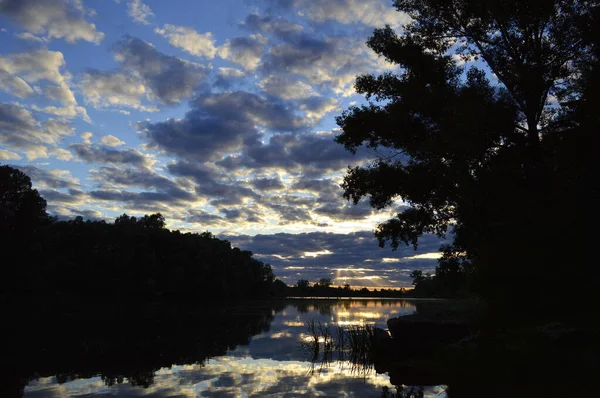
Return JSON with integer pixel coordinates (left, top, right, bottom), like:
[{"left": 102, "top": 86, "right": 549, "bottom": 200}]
[{"left": 18, "top": 299, "right": 447, "bottom": 397}]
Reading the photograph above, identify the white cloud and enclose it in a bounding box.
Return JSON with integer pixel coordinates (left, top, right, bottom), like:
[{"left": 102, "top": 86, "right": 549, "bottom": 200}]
[
  {"left": 0, "top": 70, "right": 35, "bottom": 98},
  {"left": 15, "top": 32, "right": 47, "bottom": 42},
  {"left": 218, "top": 67, "right": 246, "bottom": 78},
  {"left": 81, "top": 132, "right": 93, "bottom": 144},
  {"left": 0, "top": 49, "right": 88, "bottom": 117},
  {"left": 259, "top": 75, "right": 317, "bottom": 100},
  {"left": 0, "top": 149, "right": 22, "bottom": 160},
  {"left": 291, "top": 0, "right": 410, "bottom": 28},
  {"left": 101, "top": 135, "right": 126, "bottom": 147},
  {"left": 155, "top": 25, "right": 218, "bottom": 58},
  {"left": 128, "top": 0, "right": 154, "bottom": 25},
  {"left": 49, "top": 147, "right": 74, "bottom": 161},
  {"left": 0, "top": 0, "right": 104, "bottom": 43},
  {"left": 31, "top": 104, "right": 91, "bottom": 123},
  {"left": 79, "top": 70, "right": 158, "bottom": 112}
]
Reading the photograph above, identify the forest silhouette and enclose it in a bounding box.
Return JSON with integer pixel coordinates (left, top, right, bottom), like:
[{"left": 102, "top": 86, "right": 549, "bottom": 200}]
[{"left": 1, "top": 165, "right": 275, "bottom": 300}]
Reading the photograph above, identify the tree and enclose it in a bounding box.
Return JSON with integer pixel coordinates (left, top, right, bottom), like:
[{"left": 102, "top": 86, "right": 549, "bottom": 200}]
[
  {"left": 316, "top": 277, "right": 332, "bottom": 289},
  {"left": 335, "top": 1, "right": 597, "bottom": 306},
  {"left": 409, "top": 270, "right": 425, "bottom": 286},
  {"left": 296, "top": 279, "right": 310, "bottom": 290},
  {"left": 115, "top": 213, "right": 137, "bottom": 226},
  {"left": 0, "top": 165, "right": 48, "bottom": 236},
  {"left": 138, "top": 213, "right": 166, "bottom": 229}
]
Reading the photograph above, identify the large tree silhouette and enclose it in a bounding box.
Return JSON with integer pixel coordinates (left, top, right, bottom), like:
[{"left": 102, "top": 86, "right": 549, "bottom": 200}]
[
  {"left": 336, "top": 1, "right": 598, "bottom": 306},
  {"left": 0, "top": 165, "right": 48, "bottom": 236}
]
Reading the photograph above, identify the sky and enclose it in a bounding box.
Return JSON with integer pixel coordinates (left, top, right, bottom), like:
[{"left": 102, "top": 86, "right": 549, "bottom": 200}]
[{"left": 0, "top": 0, "right": 448, "bottom": 288}]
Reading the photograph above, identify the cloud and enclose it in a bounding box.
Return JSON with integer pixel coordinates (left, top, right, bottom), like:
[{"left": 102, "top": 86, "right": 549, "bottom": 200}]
[
  {"left": 241, "top": 13, "right": 304, "bottom": 42},
  {"left": 89, "top": 166, "right": 194, "bottom": 205},
  {"left": 219, "top": 35, "right": 267, "bottom": 71},
  {"left": 30, "top": 104, "right": 90, "bottom": 122},
  {"left": 0, "top": 0, "right": 104, "bottom": 43},
  {"left": 114, "top": 36, "right": 207, "bottom": 104},
  {"left": 259, "top": 74, "right": 316, "bottom": 100},
  {"left": 14, "top": 31, "right": 47, "bottom": 42},
  {"left": 224, "top": 230, "right": 446, "bottom": 287},
  {"left": 272, "top": 0, "right": 410, "bottom": 28},
  {"left": 13, "top": 165, "right": 79, "bottom": 189},
  {"left": 70, "top": 143, "right": 155, "bottom": 168},
  {"left": 155, "top": 25, "right": 218, "bottom": 58},
  {"left": 0, "top": 149, "right": 21, "bottom": 160},
  {"left": 0, "top": 49, "right": 76, "bottom": 105},
  {"left": 128, "top": 0, "right": 154, "bottom": 25},
  {"left": 79, "top": 69, "right": 158, "bottom": 112},
  {"left": 262, "top": 34, "right": 392, "bottom": 96},
  {"left": 168, "top": 161, "right": 259, "bottom": 203},
  {"left": 217, "top": 130, "right": 367, "bottom": 175},
  {"left": 0, "top": 103, "right": 75, "bottom": 159},
  {"left": 101, "top": 135, "right": 125, "bottom": 147},
  {"left": 214, "top": 67, "right": 247, "bottom": 89},
  {"left": 138, "top": 91, "right": 306, "bottom": 161},
  {"left": 250, "top": 176, "right": 285, "bottom": 191},
  {"left": 0, "top": 70, "right": 33, "bottom": 98}
]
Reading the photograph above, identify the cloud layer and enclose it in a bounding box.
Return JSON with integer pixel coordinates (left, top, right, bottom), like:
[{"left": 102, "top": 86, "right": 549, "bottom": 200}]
[{"left": 0, "top": 0, "right": 434, "bottom": 287}]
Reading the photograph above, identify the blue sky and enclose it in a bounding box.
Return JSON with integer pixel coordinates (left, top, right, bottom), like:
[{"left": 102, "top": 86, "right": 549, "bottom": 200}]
[{"left": 0, "top": 0, "right": 447, "bottom": 288}]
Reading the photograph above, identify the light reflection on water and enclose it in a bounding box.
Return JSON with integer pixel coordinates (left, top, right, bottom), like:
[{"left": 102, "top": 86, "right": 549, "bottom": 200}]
[{"left": 22, "top": 299, "right": 447, "bottom": 397}]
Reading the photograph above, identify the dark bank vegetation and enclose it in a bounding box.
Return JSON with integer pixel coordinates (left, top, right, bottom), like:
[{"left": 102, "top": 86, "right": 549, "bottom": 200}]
[
  {"left": 336, "top": 0, "right": 599, "bottom": 319},
  {"left": 273, "top": 277, "right": 408, "bottom": 298},
  {"left": 0, "top": 165, "right": 274, "bottom": 300}
]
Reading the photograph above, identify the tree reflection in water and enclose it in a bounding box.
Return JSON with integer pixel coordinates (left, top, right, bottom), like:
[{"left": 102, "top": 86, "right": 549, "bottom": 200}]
[{"left": 2, "top": 296, "right": 283, "bottom": 397}]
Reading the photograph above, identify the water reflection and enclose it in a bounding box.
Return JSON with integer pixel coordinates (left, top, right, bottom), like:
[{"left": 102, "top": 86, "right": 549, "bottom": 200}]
[{"left": 9, "top": 298, "right": 432, "bottom": 397}]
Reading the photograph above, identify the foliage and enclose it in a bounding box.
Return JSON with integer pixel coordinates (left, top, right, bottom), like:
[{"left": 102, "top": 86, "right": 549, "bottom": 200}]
[
  {"left": 336, "top": 1, "right": 599, "bottom": 307},
  {"left": 1, "top": 166, "right": 275, "bottom": 299},
  {"left": 0, "top": 164, "right": 49, "bottom": 236}
]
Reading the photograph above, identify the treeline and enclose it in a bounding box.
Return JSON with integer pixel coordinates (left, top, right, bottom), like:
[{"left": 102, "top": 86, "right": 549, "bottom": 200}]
[
  {"left": 271, "top": 278, "right": 406, "bottom": 298},
  {"left": 1, "top": 165, "right": 274, "bottom": 300}
]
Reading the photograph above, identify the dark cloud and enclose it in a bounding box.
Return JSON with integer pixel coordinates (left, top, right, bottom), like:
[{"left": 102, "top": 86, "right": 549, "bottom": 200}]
[
  {"left": 241, "top": 13, "right": 304, "bottom": 43},
  {"left": 218, "top": 131, "right": 368, "bottom": 176},
  {"left": 250, "top": 176, "right": 284, "bottom": 191},
  {"left": 314, "top": 201, "right": 374, "bottom": 221},
  {"left": 90, "top": 166, "right": 194, "bottom": 201},
  {"left": 168, "top": 161, "right": 258, "bottom": 201},
  {"left": 113, "top": 36, "right": 206, "bottom": 104},
  {"left": 89, "top": 189, "right": 189, "bottom": 208},
  {"left": 14, "top": 165, "right": 78, "bottom": 189},
  {"left": 39, "top": 188, "right": 84, "bottom": 204},
  {"left": 139, "top": 91, "right": 305, "bottom": 162},
  {"left": 70, "top": 144, "right": 153, "bottom": 167},
  {"left": 0, "top": 103, "right": 44, "bottom": 150},
  {"left": 186, "top": 209, "right": 225, "bottom": 224}
]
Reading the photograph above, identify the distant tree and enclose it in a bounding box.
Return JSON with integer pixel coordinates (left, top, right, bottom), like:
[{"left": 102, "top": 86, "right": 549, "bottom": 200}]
[
  {"left": 0, "top": 165, "right": 48, "bottom": 236},
  {"left": 316, "top": 277, "right": 332, "bottom": 289},
  {"left": 138, "top": 213, "right": 166, "bottom": 229},
  {"left": 344, "top": 283, "right": 351, "bottom": 291},
  {"left": 296, "top": 279, "right": 310, "bottom": 290},
  {"left": 115, "top": 213, "right": 137, "bottom": 226}
]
